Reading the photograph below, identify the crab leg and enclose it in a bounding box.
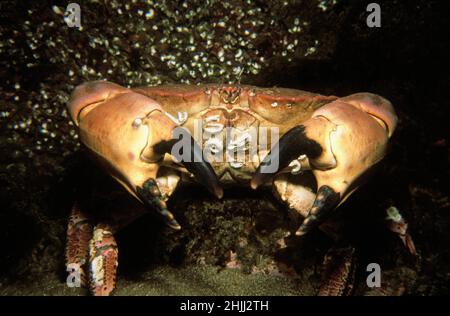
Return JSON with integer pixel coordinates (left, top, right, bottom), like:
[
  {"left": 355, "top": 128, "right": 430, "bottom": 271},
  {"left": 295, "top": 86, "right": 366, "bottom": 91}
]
[
  {"left": 148, "top": 138, "right": 222, "bottom": 228},
  {"left": 318, "top": 246, "right": 356, "bottom": 296},
  {"left": 88, "top": 223, "right": 118, "bottom": 296},
  {"left": 66, "top": 206, "right": 120, "bottom": 296},
  {"left": 66, "top": 200, "right": 147, "bottom": 295},
  {"left": 66, "top": 202, "right": 93, "bottom": 287}
]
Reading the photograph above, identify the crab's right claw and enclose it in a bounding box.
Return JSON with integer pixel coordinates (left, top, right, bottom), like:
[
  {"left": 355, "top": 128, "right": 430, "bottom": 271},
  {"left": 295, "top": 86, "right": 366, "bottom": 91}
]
[{"left": 253, "top": 93, "right": 397, "bottom": 236}]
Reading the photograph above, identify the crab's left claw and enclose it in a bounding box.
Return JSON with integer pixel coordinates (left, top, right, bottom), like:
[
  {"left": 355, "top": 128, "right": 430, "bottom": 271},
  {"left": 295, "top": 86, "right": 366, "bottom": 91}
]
[
  {"left": 252, "top": 93, "right": 397, "bottom": 236},
  {"left": 68, "top": 81, "right": 222, "bottom": 229}
]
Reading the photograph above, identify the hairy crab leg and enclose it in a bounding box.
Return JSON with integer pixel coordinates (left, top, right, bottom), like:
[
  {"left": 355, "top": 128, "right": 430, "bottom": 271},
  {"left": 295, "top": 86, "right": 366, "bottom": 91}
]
[
  {"left": 66, "top": 202, "right": 93, "bottom": 287},
  {"left": 67, "top": 197, "right": 150, "bottom": 295},
  {"left": 89, "top": 223, "right": 118, "bottom": 296},
  {"left": 318, "top": 246, "right": 356, "bottom": 296}
]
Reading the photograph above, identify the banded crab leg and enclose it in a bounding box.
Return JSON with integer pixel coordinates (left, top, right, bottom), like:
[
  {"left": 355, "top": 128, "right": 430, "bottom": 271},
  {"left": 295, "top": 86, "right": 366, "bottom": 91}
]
[
  {"left": 66, "top": 207, "right": 128, "bottom": 296},
  {"left": 318, "top": 246, "right": 356, "bottom": 296},
  {"left": 88, "top": 222, "right": 119, "bottom": 296},
  {"left": 66, "top": 211, "right": 144, "bottom": 296},
  {"left": 66, "top": 202, "right": 93, "bottom": 288},
  {"left": 65, "top": 168, "right": 182, "bottom": 296},
  {"left": 252, "top": 93, "right": 397, "bottom": 236}
]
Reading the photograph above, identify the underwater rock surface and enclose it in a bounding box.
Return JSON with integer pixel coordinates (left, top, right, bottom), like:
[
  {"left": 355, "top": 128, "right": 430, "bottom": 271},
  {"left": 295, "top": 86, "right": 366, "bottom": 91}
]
[{"left": 0, "top": 0, "right": 449, "bottom": 295}]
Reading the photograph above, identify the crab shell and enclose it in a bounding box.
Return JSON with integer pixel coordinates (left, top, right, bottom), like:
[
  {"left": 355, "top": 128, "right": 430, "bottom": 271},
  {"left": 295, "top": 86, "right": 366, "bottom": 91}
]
[{"left": 68, "top": 81, "right": 397, "bottom": 219}]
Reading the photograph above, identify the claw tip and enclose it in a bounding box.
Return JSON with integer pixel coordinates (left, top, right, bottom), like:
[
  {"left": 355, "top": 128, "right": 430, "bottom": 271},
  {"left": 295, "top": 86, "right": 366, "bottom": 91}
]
[
  {"left": 167, "top": 218, "right": 181, "bottom": 230},
  {"left": 169, "top": 222, "right": 182, "bottom": 230},
  {"left": 295, "top": 229, "right": 306, "bottom": 237},
  {"left": 215, "top": 187, "right": 224, "bottom": 199}
]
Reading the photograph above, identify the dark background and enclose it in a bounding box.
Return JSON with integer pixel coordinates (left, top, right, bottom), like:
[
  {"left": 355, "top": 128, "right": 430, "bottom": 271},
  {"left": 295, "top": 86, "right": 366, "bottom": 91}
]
[{"left": 0, "top": 0, "right": 449, "bottom": 295}]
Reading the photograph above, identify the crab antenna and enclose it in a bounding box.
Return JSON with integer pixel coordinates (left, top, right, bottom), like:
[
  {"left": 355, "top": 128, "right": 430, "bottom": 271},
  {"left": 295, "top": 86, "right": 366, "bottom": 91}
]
[{"left": 236, "top": 67, "right": 245, "bottom": 85}]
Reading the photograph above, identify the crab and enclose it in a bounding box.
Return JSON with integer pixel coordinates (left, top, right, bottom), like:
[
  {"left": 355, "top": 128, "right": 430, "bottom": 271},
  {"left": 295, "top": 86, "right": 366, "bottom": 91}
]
[{"left": 65, "top": 81, "right": 397, "bottom": 295}]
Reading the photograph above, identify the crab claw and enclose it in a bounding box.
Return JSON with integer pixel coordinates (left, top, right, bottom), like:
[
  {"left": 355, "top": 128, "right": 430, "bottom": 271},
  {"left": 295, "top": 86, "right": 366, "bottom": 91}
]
[
  {"left": 252, "top": 92, "right": 397, "bottom": 236},
  {"left": 250, "top": 125, "right": 323, "bottom": 189},
  {"left": 68, "top": 81, "right": 222, "bottom": 228},
  {"left": 136, "top": 178, "right": 181, "bottom": 229},
  {"left": 155, "top": 130, "right": 223, "bottom": 200}
]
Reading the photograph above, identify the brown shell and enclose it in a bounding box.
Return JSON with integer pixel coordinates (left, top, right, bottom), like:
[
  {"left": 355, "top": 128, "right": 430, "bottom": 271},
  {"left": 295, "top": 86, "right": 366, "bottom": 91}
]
[{"left": 133, "top": 84, "right": 337, "bottom": 132}]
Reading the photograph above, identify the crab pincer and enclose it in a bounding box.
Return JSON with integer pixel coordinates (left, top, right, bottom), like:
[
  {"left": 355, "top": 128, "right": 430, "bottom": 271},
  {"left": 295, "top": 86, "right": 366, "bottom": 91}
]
[
  {"left": 68, "top": 81, "right": 222, "bottom": 230},
  {"left": 251, "top": 93, "right": 397, "bottom": 236}
]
